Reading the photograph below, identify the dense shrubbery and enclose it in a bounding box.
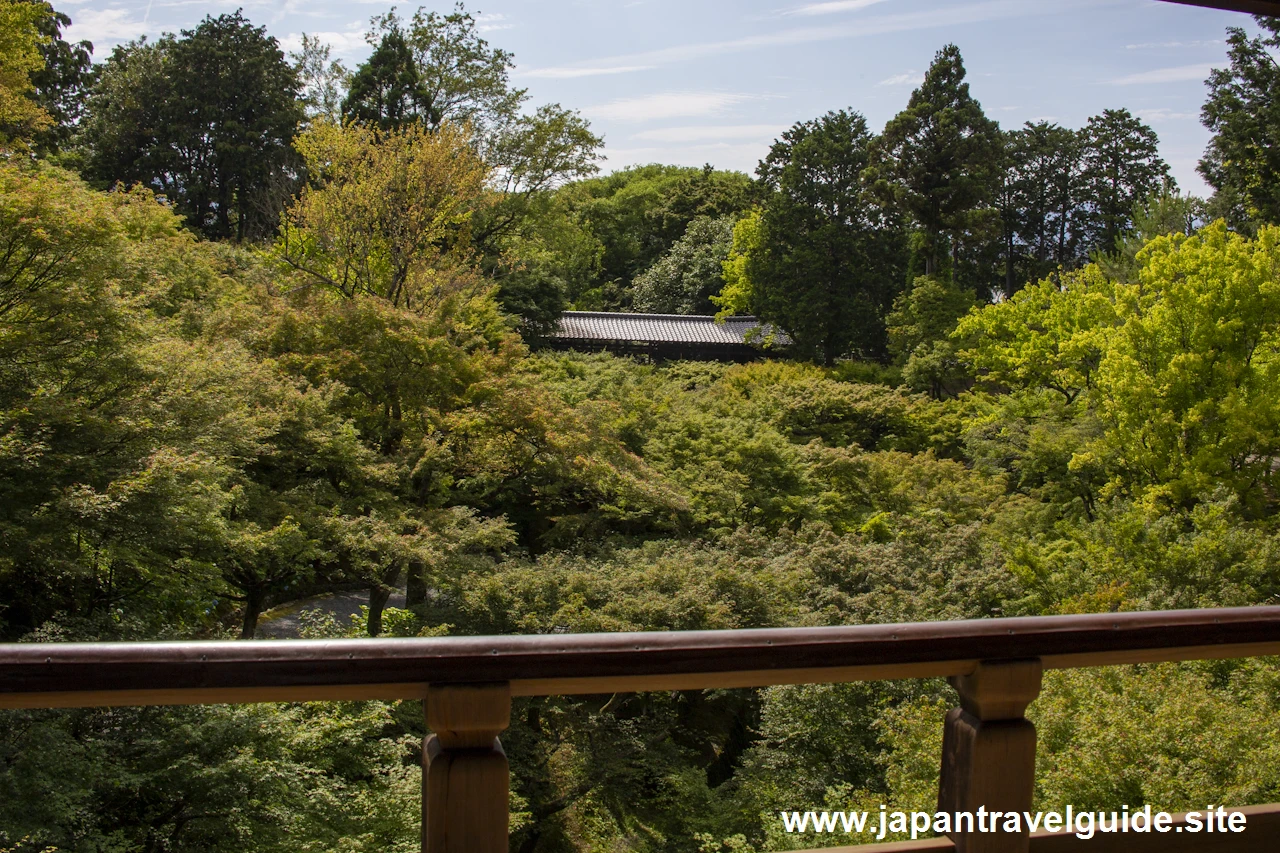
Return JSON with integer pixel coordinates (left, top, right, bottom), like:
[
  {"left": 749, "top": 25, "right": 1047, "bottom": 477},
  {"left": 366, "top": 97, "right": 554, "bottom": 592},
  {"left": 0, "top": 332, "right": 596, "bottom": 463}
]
[{"left": 3, "top": 157, "right": 1280, "bottom": 850}]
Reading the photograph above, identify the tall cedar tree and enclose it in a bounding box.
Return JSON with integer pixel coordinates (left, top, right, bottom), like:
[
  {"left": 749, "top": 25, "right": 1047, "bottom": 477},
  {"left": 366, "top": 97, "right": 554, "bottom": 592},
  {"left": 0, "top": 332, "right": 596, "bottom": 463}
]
[
  {"left": 1200, "top": 15, "right": 1280, "bottom": 229},
  {"left": 82, "top": 12, "right": 303, "bottom": 241},
  {"left": 867, "top": 44, "right": 1002, "bottom": 277},
  {"left": 1002, "top": 121, "right": 1085, "bottom": 287},
  {"left": 342, "top": 25, "right": 435, "bottom": 130},
  {"left": 1078, "top": 108, "right": 1170, "bottom": 252},
  {"left": 750, "top": 110, "right": 905, "bottom": 364}
]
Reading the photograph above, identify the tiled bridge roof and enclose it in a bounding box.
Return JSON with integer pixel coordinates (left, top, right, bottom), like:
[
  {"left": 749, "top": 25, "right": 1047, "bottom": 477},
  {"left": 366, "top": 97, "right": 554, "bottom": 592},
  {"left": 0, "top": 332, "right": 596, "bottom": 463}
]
[{"left": 551, "top": 312, "right": 787, "bottom": 348}]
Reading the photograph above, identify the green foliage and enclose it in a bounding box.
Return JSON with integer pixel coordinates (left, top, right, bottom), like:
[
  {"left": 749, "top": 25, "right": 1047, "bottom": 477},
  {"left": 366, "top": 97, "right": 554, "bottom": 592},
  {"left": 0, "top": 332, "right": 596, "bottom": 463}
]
[
  {"left": 278, "top": 118, "right": 489, "bottom": 309},
  {"left": 632, "top": 214, "right": 736, "bottom": 315},
  {"left": 748, "top": 110, "right": 906, "bottom": 363},
  {"left": 887, "top": 275, "right": 975, "bottom": 398},
  {"left": 1200, "top": 16, "right": 1280, "bottom": 229},
  {"left": 291, "top": 33, "right": 347, "bottom": 121},
  {"left": 867, "top": 44, "right": 1001, "bottom": 278},
  {"left": 1034, "top": 661, "right": 1280, "bottom": 810},
  {"left": 0, "top": 0, "right": 50, "bottom": 147},
  {"left": 1078, "top": 109, "right": 1172, "bottom": 252},
  {"left": 7, "top": 30, "right": 1280, "bottom": 853},
  {"left": 555, "top": 164, "right": 753, "bottom": 309},
  {"left": 379, "top": 2, "right": 524, "bottom": 134},
  {"left": 1095, "top": 187, "right": 1205, "bottom": 282},
  {"left": 1000, "top": 121, "right": 1085, "bottom": 286},
  {"left": 955, "top": 265, "right": 1118, "bottom": 403},
  {"left": 343, "top": 24, "right": 435, "bottom": 130},
  {"left": 714, "top": 209, "right": 761, "bottom": 319},
  {"left": 23, "top": 1, "right": 94, "bottom": 153},
  {"left": 81, "top": 13, "right": 304, "bottom": 240},
  {"left": 0, "top": 700, "right": 421, "bottom": 852},
  {"left": 1098, "top": 223, "right": 1280, "bottom": 511}
]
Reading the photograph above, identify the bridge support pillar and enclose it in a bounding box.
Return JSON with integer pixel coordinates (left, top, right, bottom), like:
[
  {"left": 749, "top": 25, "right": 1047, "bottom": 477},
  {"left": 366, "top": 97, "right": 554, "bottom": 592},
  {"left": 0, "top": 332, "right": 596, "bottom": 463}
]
[
  {"left": 423, "top": 682, "right": 511, "bottom": 853},
  {"left": 938, "top": 658, "right": 1043, "bottom": 853}
]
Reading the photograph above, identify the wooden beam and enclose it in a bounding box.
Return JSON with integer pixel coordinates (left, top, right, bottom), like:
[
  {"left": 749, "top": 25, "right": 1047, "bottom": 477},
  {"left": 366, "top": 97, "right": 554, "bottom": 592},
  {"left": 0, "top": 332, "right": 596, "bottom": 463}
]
[{"left": 3, "top": 607, "right": 1280, "bottom": 708}]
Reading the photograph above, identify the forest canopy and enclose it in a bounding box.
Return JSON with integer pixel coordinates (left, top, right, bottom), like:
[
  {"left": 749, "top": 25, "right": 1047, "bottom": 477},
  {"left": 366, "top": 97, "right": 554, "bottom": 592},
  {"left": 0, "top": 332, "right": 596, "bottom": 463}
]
[{"left": 1, "top": 3, "right": 1280, "bottom": 852}]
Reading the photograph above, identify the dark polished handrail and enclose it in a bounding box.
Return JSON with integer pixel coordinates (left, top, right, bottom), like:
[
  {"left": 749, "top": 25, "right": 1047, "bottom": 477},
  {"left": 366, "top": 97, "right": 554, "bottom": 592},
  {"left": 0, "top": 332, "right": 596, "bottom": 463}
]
[{"left": 2, "top": 607, "right": 1280, "bottom": 708}]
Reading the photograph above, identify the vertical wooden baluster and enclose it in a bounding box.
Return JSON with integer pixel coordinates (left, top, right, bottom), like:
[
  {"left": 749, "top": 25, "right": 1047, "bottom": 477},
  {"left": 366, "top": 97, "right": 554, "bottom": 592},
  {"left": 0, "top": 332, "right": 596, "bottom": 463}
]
[
  {"left": 937, "top": 658, "right": 1043, "bottom": 853},
  {"left": 423, "top": 682, "right": 512, "bottom": 853}
]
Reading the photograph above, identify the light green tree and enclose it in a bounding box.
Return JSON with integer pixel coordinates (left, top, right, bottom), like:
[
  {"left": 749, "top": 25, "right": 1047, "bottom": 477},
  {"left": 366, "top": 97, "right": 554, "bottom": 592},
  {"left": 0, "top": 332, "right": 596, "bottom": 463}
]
[
  {"left": 887, "top": 276, "right": 975, "bottom": 398},
  {"left": 0, "top": 0, "right": 51, "bottom": 147},
  {"left": 1097, "top": 222, "right": 1280, "bottom": 511}
]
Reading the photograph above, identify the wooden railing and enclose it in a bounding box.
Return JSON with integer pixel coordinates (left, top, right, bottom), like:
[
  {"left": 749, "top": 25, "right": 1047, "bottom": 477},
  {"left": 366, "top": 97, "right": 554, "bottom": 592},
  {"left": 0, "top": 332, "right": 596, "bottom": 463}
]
[{"left": 4, "top": 607, "right": 1280, "bottom": 852}]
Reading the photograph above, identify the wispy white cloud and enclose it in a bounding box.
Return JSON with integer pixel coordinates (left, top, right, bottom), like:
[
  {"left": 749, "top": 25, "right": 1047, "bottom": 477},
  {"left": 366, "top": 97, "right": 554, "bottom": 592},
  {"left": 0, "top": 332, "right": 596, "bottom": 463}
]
[
  {"left": 521, "top": 0, "right": 1059, "bottom": 80},
  {"left": 280, "top": 28, "right": 368, "bottom": 57},
  {"left": 64, "top": 8, "right": 153, "bottom": 45},
  {"left": 1125, "top": 39, "right": 1221, "bottom": 50},
  {"left": 1111, "top": 63, "right": 1214, "bottom": 85},
  {"left": 787, "top": 0, "right": 891, "bottom": 16},
  {"left": 522, "top": 65, "right": 656, "bottom": 79},
  {"left": 1136, "top": 107, "right": 1199, "bottom": 122},
  {"left": 588, "top": 92, "right": 765, "bottom": 123},
  {"left": 632, "top": 123, "right": 789, "bottom": 143},
  {"left": 877, "top": 70, "right": 921, "bottom": 86},
  {"left": 475, "top": 12, "right": 512, "bottom": 33}
]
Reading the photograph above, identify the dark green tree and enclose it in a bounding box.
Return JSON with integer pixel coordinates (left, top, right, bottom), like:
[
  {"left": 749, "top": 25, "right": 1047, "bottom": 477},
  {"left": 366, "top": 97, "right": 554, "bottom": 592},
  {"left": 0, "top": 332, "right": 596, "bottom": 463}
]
[
  {"left": 1078, "top": 108, "right": 1170, "bottom": 253},
  {"left": 553, "top": 164, "right": 752, "bottom": 309},
  {"left": 81, "top": 12, "right": 303, "bottom": 241},
  {"left": 22, "top": 1, "right": 94, "bottom": 152},
  {"left": 998, "top": 121, "right": 1086, "bottom": 290},
  {"left": 1200, "top": 16, "right": 1280, "bottom": 229},
  {"left": 867, "top": 44, "right": 1003, "bottom": 277},
  {"left": 342, "top": 26, "right": 435, "bottom": 130},
  {"left": 389, "top": 2, "right": 524, "bottom": 133},
  {"left": 749, "top": 109, "right": 906, "bottom": 364}
]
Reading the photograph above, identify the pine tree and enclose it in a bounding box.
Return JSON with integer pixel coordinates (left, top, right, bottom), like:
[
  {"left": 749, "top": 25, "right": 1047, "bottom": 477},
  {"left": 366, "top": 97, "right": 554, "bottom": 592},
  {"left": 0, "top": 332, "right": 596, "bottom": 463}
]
[{"left": 867, "top": 44, "right": 1002, "bottom": 277}]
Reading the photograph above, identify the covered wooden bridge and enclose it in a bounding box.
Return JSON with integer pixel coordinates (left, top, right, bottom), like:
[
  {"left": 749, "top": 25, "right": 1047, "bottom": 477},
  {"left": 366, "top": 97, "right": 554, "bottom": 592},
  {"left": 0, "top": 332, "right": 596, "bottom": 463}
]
[{"left": 542, "top": 311, "right": 788, "bottom": 362}]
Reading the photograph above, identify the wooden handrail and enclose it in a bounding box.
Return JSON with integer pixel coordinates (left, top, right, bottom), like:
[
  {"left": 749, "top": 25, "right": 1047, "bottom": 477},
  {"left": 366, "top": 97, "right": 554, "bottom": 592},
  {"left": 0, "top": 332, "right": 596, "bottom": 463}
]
[
  {"left": 3, "top": 607, "right": 1280, "bottom": 709},
  {"left": 5, "top": 607, "right": 1280, "bottom": 852}
]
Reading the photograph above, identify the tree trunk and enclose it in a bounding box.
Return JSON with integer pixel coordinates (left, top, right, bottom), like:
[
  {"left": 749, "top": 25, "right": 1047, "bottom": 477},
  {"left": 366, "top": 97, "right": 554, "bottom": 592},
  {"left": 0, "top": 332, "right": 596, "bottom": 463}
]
[
  {"left": 367, "top": 564, "right": 403, "bottom": 636},
  {"left": 1005, "top": 228, "right": 1015, "bottom": 294},
  {"left": 406, "top": 558, "right": 428, "bottom": 609},
  {"left": 240, "top": 587, "right": 266, "bottom": 639},
  {"left": 367, "top": 585, "right": 393, "bottom": 636}
]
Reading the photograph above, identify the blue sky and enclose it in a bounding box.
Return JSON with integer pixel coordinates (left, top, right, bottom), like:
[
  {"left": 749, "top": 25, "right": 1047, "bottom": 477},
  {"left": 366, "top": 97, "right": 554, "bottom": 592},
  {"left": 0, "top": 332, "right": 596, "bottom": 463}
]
[{"left": 63, "top": 0, "right": 1264, "bottom": 192}]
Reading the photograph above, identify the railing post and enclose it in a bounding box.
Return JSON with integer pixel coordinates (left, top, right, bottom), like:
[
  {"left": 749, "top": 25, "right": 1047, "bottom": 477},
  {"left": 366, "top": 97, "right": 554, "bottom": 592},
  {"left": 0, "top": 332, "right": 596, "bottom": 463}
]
[
  {"left": 423, "top": 682, "right": 511, "bottom": 853},
  {"left": 937, "top": 658, "right": 1042, "bottom": 853}
]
